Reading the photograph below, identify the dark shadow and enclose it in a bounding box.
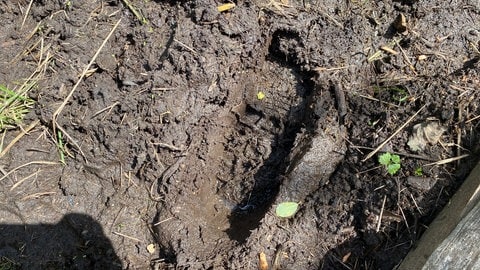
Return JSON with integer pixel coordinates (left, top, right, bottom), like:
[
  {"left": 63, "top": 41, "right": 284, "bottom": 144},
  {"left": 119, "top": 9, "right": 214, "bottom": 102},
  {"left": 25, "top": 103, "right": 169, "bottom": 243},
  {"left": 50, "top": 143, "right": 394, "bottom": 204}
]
[
  {"left": 451, "top": 56, "right": 480, "bottom": 76},
  {"left": 0, "top": 213, "right": 122, "bottom": 269}
]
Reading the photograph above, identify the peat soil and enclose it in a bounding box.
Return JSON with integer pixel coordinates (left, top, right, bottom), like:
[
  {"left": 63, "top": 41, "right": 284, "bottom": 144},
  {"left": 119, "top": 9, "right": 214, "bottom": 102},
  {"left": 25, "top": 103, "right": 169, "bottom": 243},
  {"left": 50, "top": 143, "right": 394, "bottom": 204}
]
[{"left": 1, "top": 0, "right": 480, "bottom": 269}]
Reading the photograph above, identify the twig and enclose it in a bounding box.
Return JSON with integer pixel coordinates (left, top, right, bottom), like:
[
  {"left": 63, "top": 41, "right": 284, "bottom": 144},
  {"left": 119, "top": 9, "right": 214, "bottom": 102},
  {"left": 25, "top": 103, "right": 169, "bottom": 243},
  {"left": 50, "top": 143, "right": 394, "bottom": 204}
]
[
  {"left": 91, "top": 102, "right": 120, "bottom": 119},
  {"left": 394, "top": 39, "right": 416, "bottom": 75},
  {"left": 0, "top": 161, "right": 58, "bottom": 182},
  {"left": 52, "top": 19, "right": 121, "bottom": 160},
  {"left": 22, "top": 191, "right": 56, "bottom": 200},
  {"left": 410, "top": 193, "right": 423, "bottom": 215},
  {"left": 10, "top": 169, "right": 40, "bottom": 191},
  {"left": 173, "top": 38, "right": 197, "bottom": 54},
  {"left": 424, "top": 154, "right": 469, "bottom": 166},
  {"left": 318, "top": 7, "right": 343, "bottom": 29},
  {"left": 152, "top": 142, "right": 183, "bottom": 152},
  {"left": 362, "top": 104, "right": 426, "bottom": 162},
  {"left": 21, "top": 0, "right": 34, "bottom": 29},
  {"left": 314, "top": 66, "right": 350, "bottom": 72},
  {"left": 376, "top": 195, "right": 387, "bottom": 232},
  {"left": 112, "top": 231, "right": 142, "bottom": 242},
  {"left": 465, "top": 114, "right": 480, "bottom": 123},
  {"left": 153, "top": 217, "right": 174, "bottom": 226},
  {"left": 0, "top": 119, "right": 39, "bottom": 159}
]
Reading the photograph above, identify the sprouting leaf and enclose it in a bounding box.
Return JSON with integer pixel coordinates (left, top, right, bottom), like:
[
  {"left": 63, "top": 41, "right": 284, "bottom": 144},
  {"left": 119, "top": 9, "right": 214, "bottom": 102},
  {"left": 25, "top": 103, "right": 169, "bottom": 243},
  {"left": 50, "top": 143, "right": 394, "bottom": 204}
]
[
  {"left": 414, "top": 166, "right": 423, "bottom": 176},
  {"left": 378, "top": 152, "right": 392, "bottom": 166},
  {"left": 387, "top": 163, "right": 401, "bottom": 175},
  {"left": 257, "top": 91, "right": 265, "bottom": 100},
  {"left": 390, "top": 154, "right": 401, "bottom": 164},
  {"left": 275, "top": 202, "right": 299, "bottom": 218},
  {"left": 379, "top": 152, "right": 401, "bottom": 175}
]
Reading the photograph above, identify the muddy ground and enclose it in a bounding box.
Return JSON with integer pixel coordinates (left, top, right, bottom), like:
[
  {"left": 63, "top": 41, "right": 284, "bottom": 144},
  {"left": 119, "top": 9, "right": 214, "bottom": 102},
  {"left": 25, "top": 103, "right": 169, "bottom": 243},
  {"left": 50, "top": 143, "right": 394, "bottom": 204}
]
[{"left": 0, "top": 0, "right": 479, "bottom": 269}]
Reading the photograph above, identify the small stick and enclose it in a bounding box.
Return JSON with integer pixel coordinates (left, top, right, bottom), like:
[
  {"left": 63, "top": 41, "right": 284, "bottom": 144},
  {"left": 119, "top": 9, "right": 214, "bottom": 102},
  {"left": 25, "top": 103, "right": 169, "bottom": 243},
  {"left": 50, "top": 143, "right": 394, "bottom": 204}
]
[
  {"left": 91, "top": 102, "right": 120, "bottom": 119},
  {"left": 394, "top": 39, "right": 417, "bottom": 75},
  {"left": 465, "top": 114, "right": 480, "bottom": 123},
  {"left": 112, "top": 231, "right": 142, "bottom": 242},
  {"left": 152, "top": 142, "right": 183, "bottom": 152},
  {"left": 52, "top": 19, "right": 121, "bottom": 160},
  {"left": 52, "top": 19, "right": 121, "bottom": 121},
  {"left": 456, "top": 103, "right": 463, "bottom": 165},
  {"left": 423, "top": 154, "right": 469, "bottom": 166},
  {"left": 410, "top": 193, "right": 423, "bottom": 215},
  {"left": 362, "top": 104, "right": 426, "bottom": 162},
  {"left": 173, "top": 38, "right": 197, "bottom": 54},
  {"left": 314, "top": 66, "right": 350, "bottom": 72},
  {"left": 153, "top": 217, "right": 174, "bottom": 226},
  {"left": 0, "top": 119, "right": 39, "bottom": 159},
  {"left": 376, "top": 195, "right": 387, "bottom": 232},
  {"left": 380, "top": 46, "right": 399, "bottom": 55},
  {"left": 0, "top": 161, "right": 58, "bottom": 182},
  {"left": 21, "top": 0, "right": 34, "bottom": 29},
  {"left": 22, "top": 191, "right": 56, "bottom": 200},
  {"left": 398, "top": 203, "right": 410, "bottom": 234},
  {"left": 10, "top": 169, "right": 40, "bottom": 191}
]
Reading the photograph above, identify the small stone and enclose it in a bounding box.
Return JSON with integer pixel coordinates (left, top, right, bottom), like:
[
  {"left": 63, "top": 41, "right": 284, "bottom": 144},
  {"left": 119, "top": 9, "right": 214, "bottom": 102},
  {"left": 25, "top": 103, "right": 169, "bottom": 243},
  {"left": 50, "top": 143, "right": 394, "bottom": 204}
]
[{"left": 407, "top": 176, "right": 437, "bottom": 191}]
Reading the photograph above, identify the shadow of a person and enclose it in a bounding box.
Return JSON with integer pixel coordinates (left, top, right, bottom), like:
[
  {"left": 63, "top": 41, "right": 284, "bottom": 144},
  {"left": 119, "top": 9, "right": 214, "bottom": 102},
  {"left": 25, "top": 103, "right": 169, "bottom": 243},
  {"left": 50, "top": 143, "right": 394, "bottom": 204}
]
[{"left": 0, "top": 213, "right": 122, "bottom": 269}]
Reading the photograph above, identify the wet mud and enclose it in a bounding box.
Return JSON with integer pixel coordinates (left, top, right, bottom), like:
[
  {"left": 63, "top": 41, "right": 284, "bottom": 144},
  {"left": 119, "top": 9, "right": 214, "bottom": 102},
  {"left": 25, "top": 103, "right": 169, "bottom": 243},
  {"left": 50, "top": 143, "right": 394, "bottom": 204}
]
[{"left": 1, "top": 0, "right": 480, "bottom": 269}]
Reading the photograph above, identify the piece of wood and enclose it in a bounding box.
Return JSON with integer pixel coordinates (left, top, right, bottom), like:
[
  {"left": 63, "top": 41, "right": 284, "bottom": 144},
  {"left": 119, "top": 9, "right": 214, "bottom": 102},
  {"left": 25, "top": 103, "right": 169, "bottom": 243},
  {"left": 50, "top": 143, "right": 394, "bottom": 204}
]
[
  {"left": 424, "top": 199, "right": 480, "bottom": 268},
  {"left": 398, "top": 160, "right": 480, "bottom": 269}
]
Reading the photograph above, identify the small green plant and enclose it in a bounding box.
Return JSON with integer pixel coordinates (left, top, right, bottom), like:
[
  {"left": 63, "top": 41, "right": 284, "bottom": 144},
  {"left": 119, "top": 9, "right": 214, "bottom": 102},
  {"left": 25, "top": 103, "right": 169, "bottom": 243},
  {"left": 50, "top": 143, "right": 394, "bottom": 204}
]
[
  {"left": 0, "top": 256, "right": 19, "bottom": 270},
  {"left": 372, "top": 85, "right": 409, "bottom": 102},
  {"left": 275, "top": 201, "right": 299, "bottom": 218},
  {"left": 57, "top": 130, "right": 66, "bottom": 165},
  {"left": 414, "top": 166, "right": 423, "bottom": 176},
  {"left": 122, "top": 0, "right": 149, "bottom": 25},
  {"left": 378, "top": 152, "right": 401, "bottom": 175},
  {"left": 0, "top": 83, "right": 35, "bottom": 130}
]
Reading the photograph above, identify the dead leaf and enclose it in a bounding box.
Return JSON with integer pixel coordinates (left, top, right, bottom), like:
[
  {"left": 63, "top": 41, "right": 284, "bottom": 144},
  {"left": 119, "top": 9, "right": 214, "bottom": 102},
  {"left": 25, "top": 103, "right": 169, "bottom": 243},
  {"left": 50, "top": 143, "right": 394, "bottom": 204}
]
[
  {"left": 259, "top": 252, "right": 269, "bottom": 270},
  {"left": 408, "top": 122, "right": 446, "bottom": 152},
  {"left": 146, "top": 243, "right": 156, "bottom": 254}
]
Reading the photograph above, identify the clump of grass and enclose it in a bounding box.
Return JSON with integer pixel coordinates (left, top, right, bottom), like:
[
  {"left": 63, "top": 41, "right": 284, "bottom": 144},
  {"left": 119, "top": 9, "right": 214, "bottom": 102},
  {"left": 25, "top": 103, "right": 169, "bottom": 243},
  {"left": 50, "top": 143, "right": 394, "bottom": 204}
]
[
  {"left": 0, "top": 81, "right": 35, "bottom": 130},
  {"left": 0, "top": 256, "right": 19, "bottom": 270}
]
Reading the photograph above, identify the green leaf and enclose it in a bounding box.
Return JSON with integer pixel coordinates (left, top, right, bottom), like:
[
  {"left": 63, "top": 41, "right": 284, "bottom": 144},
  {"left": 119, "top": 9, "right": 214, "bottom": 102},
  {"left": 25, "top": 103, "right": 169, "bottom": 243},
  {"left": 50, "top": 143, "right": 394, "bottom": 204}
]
[
  {"left": 414, "top": 166, "right": 423, "bottom": 176},
  {"left": 257, "top": 91, "right": 265, "bottom": 100},
  {"left": 387, "top": 163, "right": 401, "bottom": 175},
  {"left": 391, "top": 154, "right": 401, "bottom": 164},
  {"left": 378, "top": 153, "right": 392, "bottom": 166},
  {"left": 275, "top": 202, "right": 299, "bottom": 218}
]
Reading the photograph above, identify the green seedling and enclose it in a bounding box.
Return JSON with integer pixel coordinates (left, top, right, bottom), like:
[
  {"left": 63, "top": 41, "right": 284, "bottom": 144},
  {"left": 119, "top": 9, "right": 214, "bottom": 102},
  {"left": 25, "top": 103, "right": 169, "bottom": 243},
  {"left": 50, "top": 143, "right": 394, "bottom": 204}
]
[
  {"left": 0, "top": 83, "right": 35, "bottom": 130},
  {"left": 0, "top": 256, "right": 19, "bottom": 270},
  {"left": 378, "top": 152, "right": 401, "bottom": 175},
  {"left": 275, "top": 201, "right": 299, "bottom": 218},
  {"left": 122, "top": 0, "right": 149, "bottom": 25},
  {"left": 57, "top": 130, "right": 66, "bottom": 165},
  {"left": 414, "top": 166, "right": 423, "bottom": 176},
  {"left": 257, "top": 91, "right": 265, "bottom": 100},
  {"left": 372, "top": 85, "right": 409, "bottom": 102}
]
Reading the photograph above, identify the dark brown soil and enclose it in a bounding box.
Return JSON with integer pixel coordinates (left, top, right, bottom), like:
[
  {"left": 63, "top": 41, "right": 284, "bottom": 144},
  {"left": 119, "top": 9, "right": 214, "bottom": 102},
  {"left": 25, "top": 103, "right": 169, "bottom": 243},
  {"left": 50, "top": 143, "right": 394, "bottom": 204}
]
[{"left": 1, "top": 0, "right": 480, "bottom": 269}]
